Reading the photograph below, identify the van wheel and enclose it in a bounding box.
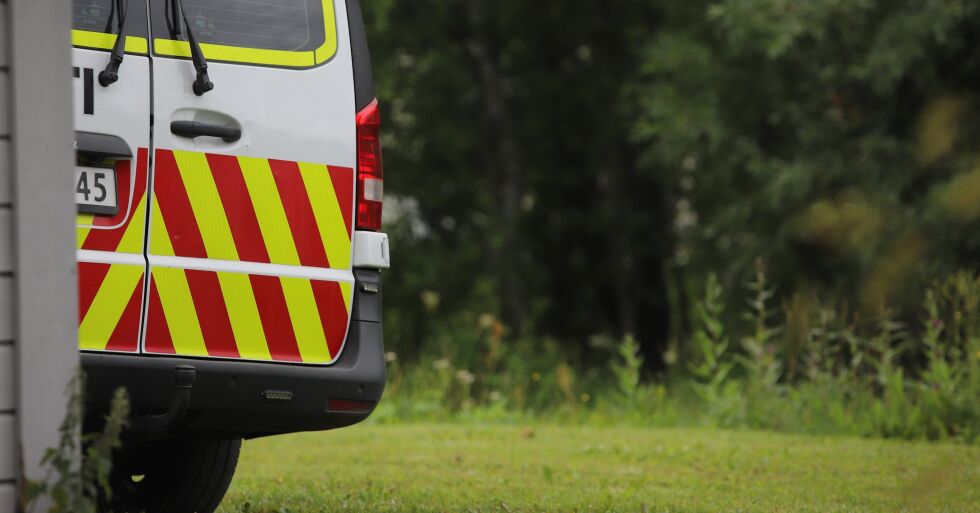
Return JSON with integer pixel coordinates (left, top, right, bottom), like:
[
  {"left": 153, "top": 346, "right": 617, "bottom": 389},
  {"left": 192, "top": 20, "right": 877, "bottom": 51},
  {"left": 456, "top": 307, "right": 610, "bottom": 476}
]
[{"left": 103, "top": 438, "right": 242, "bottom": 513}]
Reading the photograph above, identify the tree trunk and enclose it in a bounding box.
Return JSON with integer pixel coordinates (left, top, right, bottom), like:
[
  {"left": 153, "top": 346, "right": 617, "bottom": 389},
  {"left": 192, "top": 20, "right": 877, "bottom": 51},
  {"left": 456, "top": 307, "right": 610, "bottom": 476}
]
[
  {"left": 603, "top": 153, "right": 637, "bottom": 339},
  {"left": 466, "top": 0, "right": 527, "bottom": 333}
]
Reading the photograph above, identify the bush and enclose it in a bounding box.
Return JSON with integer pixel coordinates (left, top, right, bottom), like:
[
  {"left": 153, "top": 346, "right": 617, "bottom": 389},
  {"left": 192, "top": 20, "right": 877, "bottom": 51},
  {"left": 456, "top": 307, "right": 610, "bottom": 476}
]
[
  {"left": 23, "top": 372, "right": 129, "bottom": 512},
  {"left": 376, "top": 269, "right": 980, "bottom": 444}
]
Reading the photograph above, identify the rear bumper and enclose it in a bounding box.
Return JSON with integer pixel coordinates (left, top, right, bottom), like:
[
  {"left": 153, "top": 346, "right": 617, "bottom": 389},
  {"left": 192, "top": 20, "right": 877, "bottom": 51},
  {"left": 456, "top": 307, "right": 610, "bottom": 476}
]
[{"left": 82, "top": 269, "right": 385, "bottom": 439}]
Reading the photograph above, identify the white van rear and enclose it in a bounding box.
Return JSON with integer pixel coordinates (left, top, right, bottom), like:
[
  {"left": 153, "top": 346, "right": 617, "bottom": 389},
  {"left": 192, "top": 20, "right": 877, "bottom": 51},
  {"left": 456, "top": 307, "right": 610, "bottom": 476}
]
[{"left": 71, "top": 1, "right": 388, "bottom": 511}]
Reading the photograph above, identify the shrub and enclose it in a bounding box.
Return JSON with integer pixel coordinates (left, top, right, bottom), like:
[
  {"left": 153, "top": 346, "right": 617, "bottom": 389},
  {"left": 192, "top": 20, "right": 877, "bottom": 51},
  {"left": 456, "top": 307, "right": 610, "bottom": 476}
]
[
  {"left": 376, "top": 269, "right": 980, "bottom": 444},
  {"left": 23, "top": 372, "right": 129, "bottom": 513}
]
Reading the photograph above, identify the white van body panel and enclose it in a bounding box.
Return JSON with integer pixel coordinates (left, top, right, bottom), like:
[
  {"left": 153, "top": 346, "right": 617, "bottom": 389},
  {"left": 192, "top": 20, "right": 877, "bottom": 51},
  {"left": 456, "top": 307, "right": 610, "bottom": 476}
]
[
  {"left": 72, "top": 49, "right": 150, "bottom": 234},
  {"left": 73, "top": 40, "right": 152, "bottom": 355},
  {"left": 144, "top": 0, "right": 358, "bottom": 364}
]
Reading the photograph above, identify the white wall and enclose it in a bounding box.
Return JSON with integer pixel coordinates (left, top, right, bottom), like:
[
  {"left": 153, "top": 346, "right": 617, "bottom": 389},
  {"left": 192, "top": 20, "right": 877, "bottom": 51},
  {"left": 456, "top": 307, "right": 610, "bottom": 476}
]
[{"left": 2, "top": 0, "right": 78, "bottom": 509}]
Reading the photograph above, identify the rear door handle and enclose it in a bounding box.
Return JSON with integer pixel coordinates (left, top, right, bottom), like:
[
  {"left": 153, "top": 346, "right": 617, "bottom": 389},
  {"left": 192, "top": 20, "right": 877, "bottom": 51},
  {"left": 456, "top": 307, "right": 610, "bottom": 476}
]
[{"left": 170, "top": 121, "right": 241, "bottom": 142}]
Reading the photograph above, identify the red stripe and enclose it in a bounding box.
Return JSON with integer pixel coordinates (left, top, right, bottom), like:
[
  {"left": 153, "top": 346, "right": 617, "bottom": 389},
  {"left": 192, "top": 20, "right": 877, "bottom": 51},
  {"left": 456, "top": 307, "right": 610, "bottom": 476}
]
[
  {"left": 78, "top": 262, "right": 111, "bottom": 323},
  {"left": 185, "top": 269, "right": 240, "bottom": 358},
  {"left": 82, "top": 148, "right": 149, "bottom": 251},
  {"left": 153, "top": 149, "right": 207, "bottom": 258},
  {"left": 329, "top": 166, "right": 354, "bottom": 236},
  {"left": 249, "top": 274, "right": 302, "bottom": 362},
  {"left": 207, "top": 154, "right": 270, "bottom": 263},
  {"left": 104, "top": 276, "right": 143, "bottom": 352},
  {"left": 310, "top": 280, "right": 349, "bottom": 360},
  {"left": 144, "top": 278, "right": 175, "bottom": 354},
  {"left": 269, "top": 160, "right": 330, "bottom": 267}
]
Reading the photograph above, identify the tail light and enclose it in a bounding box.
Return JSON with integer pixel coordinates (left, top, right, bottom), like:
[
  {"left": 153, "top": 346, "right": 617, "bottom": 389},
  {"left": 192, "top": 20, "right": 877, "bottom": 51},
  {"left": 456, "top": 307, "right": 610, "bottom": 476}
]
[{"left": 355, "top": 98, "right": 383, "bottom": 231}]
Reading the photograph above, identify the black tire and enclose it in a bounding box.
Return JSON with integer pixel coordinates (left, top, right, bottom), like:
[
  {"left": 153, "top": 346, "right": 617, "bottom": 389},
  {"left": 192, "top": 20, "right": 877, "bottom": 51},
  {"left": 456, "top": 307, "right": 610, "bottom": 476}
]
[{"left": 103, "top": 438, "right": 242, "bottom": 513}]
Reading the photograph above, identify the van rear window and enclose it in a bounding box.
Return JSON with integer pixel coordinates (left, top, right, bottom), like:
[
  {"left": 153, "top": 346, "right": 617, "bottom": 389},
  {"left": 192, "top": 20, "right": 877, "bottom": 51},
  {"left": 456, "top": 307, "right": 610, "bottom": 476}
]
[
  {"left": 72, "top": 0, "right": 149, "bottom": 53},
  {"left": 72, "top": 0, "right": 115, "bottom": 33},
  {"left": 151, "top": 0, "right": 338, "bottom": 68},
  {"left": 179, "top": 0, "right": 319, "bottom": 51}
]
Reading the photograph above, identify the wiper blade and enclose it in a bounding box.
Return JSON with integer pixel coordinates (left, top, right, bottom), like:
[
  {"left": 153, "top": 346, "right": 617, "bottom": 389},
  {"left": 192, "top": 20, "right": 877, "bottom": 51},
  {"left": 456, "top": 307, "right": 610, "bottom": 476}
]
[
  {"left": 175, "top": 0, "right": 214, "bottom": 96},
  {"left": 98, "top": 0, "right": 128, "bottom": 87}
]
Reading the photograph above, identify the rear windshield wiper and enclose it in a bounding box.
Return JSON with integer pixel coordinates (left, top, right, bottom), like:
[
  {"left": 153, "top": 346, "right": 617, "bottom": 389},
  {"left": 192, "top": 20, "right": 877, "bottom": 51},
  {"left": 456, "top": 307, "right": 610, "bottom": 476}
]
[
  {"left": 98, "top": 0, "right": 128, "bottom": 87},
  {"left": 175, "top": 0, "right": 214, "bottom": 95}
]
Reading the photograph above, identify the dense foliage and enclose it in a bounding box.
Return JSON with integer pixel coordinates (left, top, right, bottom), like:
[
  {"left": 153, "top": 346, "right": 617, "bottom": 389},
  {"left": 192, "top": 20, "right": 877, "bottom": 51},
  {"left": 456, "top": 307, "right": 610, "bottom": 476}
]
[
  {"left": 374, "top": 270, "right": 980, "bottom": 444},
  {"left": 361, "top": 0, "right": 980, "bottom": 441}
]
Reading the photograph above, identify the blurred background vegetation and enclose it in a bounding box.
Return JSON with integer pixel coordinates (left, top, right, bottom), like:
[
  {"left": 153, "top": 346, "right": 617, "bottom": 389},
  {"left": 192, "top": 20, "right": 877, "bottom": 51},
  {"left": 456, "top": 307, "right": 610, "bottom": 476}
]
[{"left": 360, "top": 0, "right": 980, "bottom": 443}]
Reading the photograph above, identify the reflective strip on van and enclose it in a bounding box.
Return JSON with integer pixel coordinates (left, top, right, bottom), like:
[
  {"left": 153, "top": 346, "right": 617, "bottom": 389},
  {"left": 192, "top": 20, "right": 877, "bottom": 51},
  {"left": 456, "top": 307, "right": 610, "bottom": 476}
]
[
  {"left": 78, "top": 262, "right": 144, "bottom": 353},
  {"left": 71, "top": 30, "right": 149, "bottom": 54},
  {"left": 144, "top": 268, "right": 352, "bottom": 364},
  {"left": 149, "top": 149, "right": 354, "bottom": 270}
]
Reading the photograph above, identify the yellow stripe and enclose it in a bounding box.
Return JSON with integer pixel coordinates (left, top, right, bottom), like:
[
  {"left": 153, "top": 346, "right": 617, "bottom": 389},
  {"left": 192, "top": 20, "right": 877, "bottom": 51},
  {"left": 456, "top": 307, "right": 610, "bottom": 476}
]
[
  {"left": 149, "top": 198, "right": 175, "bottom": 257},
  {"left": 281, "top": 276, "right": 331, "bottom": 362},
  {"left": 315, "top": 0, "right": 339, "bottom": 64},
  {"left": 78, "top": 265, "right": 143, "bottom": 350},
  {"left": 238, "top": 157, "right": 301, "bottom": 265},
  {"left": 154, "top": 39, "right": 315, "bottom": 67},
  {"left": 153, "top": 267, "right": 208, "bottom": 356},
  {"left": 153, "top": 0, "right": 336, "bottom": 67},
  {"left": 148, "top": 200, "right": 209, "bottom": 357},
  {"left": 339, "top": 281, "right": 353, "bottom": 313},
  {"left": 172, "top": 151, "right": 239, "bottom": 260},
  {"left": 217, "top": 272, "right": 272, "bottom": 361},
  {"left": 76, "top": 214, "right": 95, "bottom": 249},
  {"left": 72, "top": 30, "right": 148, "bottom": 54},
  {"left": 298, "top": 163, "right": 351, "bottom": 269},
  {"left": 114, "top": 196, "right": 147, "bottom": 254}
]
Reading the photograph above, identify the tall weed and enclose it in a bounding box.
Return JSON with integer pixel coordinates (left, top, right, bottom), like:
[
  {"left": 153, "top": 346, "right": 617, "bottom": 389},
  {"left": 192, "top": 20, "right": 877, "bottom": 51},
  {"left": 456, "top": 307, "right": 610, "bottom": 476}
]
[
  {"left": 376, "top": 269, "right": 980, "bottom": 444},
  {"left": 687, "top": 274, "right": 744, "bottom": 426}
]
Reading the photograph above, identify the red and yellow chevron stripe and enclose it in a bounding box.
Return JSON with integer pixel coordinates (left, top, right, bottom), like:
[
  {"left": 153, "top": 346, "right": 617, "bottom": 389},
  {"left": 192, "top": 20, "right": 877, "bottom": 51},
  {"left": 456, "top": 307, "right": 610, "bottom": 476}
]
[
  {"left": 150, "top": 149, "right": 354, "bottom": 270},
  {"left": 75, "top": 149, "right": 355, "bottom": 364},
  {"left": 145, "top": 149, "right": 354, "bottom": 364},
  {"left": 78, "top": 262, "right": 144, "bottom": 353},
  {"left": 144, "top": 269, "right": 352, "bottom": 363},
  {"left": 76, "top": 151, "right": 149, "bottom": 353}
]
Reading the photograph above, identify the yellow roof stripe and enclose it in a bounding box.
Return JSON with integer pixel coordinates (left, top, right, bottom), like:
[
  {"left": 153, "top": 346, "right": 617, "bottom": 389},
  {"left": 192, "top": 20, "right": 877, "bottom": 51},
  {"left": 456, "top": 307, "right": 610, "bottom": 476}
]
[
  {"left": 153, "top": 0, "right": 335, "bottom": 67},
  {"left": 115, "top": 196, "right": 147, "bottom": 254},
  {"left": 217, "top": 272, "right": 272, "bottom": 361},
  {"left": 153, "top": 267, "right": 208, "bottom": 357},
  {"left": 238, "top": 156, "right": 301, "bottom": 266},
  {"left": 314, "top": 0, "right": 338, "bottom": 64},
  {"left": 281, "top": 276, "right": 331, "bottom": 363},
  {"left": 78, "top": 264, "right": 143, "bottom": 351},
  {"left": 299, "top": 163, "right": 351, "bottom": 270},
  {"left": 72, "top": 30, "right": 148, "bottom": 54},
  {"left": 154, "top": 39, "right": 316, "bottom": 68},
  {"left": 76, "top": 214, "right": 95, "bottom": 250},
  {"left": 172, "top": 151, "right": 239, "bottom": 261}
]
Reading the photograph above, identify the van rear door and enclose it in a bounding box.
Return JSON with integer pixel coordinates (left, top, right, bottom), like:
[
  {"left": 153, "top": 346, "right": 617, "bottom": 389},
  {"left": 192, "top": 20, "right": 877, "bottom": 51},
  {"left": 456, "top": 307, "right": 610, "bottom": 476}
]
[
  {"left": 144, "top": 0, "right": 356, "bottom": 364},
  {"left": 73, "top": 0, "right": 151, "bottom": 355}
]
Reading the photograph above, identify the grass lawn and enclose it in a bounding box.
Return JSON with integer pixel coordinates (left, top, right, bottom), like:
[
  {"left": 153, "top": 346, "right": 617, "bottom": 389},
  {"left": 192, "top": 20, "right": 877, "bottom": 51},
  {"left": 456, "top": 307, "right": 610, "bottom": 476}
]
[{"left": 219, "top": 424, "right": 980, "bottom": 513}]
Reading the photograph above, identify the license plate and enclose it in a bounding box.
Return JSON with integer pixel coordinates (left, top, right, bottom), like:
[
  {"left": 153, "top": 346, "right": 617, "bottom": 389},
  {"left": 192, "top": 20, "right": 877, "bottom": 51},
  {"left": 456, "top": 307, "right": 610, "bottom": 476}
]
[{"left": 75, "top": 165, "right": 118, "bottom": 216}]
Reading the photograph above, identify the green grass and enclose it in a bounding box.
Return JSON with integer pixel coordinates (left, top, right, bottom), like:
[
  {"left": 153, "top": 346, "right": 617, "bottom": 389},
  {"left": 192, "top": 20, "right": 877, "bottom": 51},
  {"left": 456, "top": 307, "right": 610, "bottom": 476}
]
[{"left": 218, "top": 423, "right": 980, "bottom": 513}]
